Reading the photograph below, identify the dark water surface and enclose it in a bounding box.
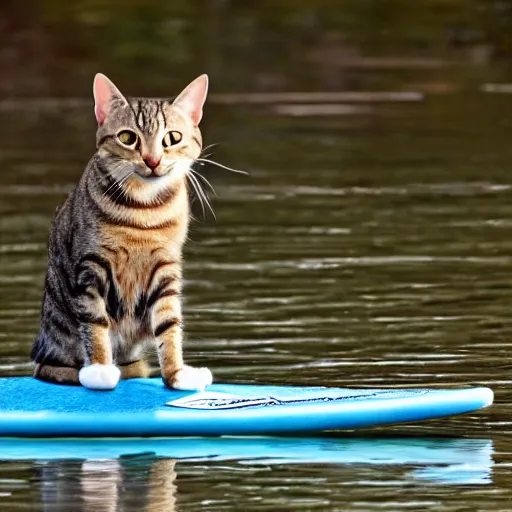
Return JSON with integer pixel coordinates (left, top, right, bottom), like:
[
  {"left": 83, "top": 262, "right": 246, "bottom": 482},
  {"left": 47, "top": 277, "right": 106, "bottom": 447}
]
[{"left": 1, "top": 80, "right": 512, "bottom": 510}]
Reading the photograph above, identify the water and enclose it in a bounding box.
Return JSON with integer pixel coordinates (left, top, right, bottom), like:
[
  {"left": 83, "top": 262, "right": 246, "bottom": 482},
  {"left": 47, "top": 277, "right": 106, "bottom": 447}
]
[{"left": 2, "top": 3, "right": 512, "bottom": 509}]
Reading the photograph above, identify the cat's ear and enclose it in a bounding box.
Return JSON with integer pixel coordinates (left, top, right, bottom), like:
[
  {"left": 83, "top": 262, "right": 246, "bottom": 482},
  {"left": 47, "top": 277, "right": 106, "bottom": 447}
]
[
  {"left": 93, "top": 73, "right": 127, "bottom": 125},
  {"left": 173, "top": 74, "right": 209, "bottom": 126}
]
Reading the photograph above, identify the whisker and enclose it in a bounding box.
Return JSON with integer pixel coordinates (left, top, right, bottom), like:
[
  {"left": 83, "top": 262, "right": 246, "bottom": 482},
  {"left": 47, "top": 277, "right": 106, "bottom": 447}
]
[
  {"left": 190, "top": 172, "right": 216, "bottom": 220},
  {"left": 101, "top": 162, "right": 133, "bottom": 200},
  {"left": 189, "top": 172, "right": 215, "bottom": 220},
  {"left": 109, "top": 172, "right": 134, "bottom": 203},
  {"left": 191, "top": 169, "right": 216, "bottom": 196},
  {"left": 160, "top": 162, "right": 175, "bottom": 176},
  {"left": 102, "top": 176, "right": 124, "bottom": 199},
  {"left": 191, "top": 173, "right": 212, "bottom": 218},
  {"left": 195, "top": 158, "right": 248, "bottom": 175},
  {"left": 201, "top": 143, "right": 219, "bottom": 154},
  {"left": 187, "top": 174, "right": 206, "bottom": 219}
]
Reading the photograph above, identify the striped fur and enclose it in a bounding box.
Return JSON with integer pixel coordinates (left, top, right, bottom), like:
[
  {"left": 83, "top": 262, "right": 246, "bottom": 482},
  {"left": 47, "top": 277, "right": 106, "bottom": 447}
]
[{"left": 31, "top": 74, "right": 212, "bottom": 390}]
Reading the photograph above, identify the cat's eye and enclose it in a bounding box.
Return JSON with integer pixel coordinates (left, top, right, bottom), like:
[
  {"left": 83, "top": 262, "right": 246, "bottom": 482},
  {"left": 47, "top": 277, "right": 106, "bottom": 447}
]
[
  {"left": 117, "top": 130, "right": 138, "bottom": 147},
  {"left": 162, "top": 131, "right": 182, "bottom": 147}
]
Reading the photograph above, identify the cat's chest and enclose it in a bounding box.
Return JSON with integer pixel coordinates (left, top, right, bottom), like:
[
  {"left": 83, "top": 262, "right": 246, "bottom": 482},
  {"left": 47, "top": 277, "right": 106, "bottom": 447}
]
[
  {"left": 113, "top": 250, "right": 156, "bottom": 297},
  {"left": 99, "top": 232, "right": 181, "bottom": 306}
]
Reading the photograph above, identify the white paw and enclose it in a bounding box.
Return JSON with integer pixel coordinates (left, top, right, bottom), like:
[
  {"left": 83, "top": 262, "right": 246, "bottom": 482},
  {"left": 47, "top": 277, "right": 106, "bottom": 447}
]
[
  {"left": 79, "top": 363, "right": 121, "bottom": 390},
  {"left": 172, "top": 367, "right": 213, "bottom": 391}
]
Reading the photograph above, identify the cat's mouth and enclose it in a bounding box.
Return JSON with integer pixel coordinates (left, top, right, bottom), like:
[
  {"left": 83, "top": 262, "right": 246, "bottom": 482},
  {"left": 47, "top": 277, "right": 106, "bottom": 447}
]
[
  {"left": 135, "top": 165, "right": 172, "bottom": 181},
  {"left": 138, "top": 172, "right": 164, "bottom": 181}
]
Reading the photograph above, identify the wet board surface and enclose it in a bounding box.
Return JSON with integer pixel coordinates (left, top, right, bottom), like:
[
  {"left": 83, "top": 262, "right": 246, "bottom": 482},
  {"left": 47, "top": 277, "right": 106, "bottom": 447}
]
[{"left": 0, "top": 377, "right": 493, "bottom": 437}]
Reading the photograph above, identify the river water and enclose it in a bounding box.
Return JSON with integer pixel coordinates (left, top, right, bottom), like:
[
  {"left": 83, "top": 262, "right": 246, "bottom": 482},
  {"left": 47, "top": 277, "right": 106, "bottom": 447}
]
[{"left": 1, "top": 55, "right": 512, "bottom": 512}]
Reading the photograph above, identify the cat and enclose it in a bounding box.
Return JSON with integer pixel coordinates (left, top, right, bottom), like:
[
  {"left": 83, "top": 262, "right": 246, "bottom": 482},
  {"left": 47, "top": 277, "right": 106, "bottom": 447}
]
[{"left": 30, "top": 73, "right": 213, "bottom": 391}]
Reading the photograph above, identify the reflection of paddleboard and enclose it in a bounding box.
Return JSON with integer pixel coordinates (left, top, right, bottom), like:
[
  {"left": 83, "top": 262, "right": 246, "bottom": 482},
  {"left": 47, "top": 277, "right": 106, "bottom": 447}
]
[
  {"left": 0, "top": 377, "right": 493, "bottom": 437},
  {"left": 0, "top": 437, "right": 494, "bottom": 485}
]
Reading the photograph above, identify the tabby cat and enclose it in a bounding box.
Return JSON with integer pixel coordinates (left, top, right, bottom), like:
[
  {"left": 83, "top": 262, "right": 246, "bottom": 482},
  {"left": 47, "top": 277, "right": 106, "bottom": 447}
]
[{"left": 30, "top": 73, "right": 213, "bottom": 391}]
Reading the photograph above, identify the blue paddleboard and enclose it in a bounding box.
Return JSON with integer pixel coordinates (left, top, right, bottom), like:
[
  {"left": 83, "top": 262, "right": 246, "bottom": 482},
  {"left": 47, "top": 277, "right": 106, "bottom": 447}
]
[{"left": 0, "top": 377, "right": 493, "bottom": 437}]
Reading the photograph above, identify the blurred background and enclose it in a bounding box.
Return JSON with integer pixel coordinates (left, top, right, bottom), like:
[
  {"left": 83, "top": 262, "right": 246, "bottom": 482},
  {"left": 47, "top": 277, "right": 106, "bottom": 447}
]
[
  {"left": 2, "top": 1, "right": 512, "bottom": 510},
  {"left": 4, "top": 0, "right": 512, "bottom": 95}
]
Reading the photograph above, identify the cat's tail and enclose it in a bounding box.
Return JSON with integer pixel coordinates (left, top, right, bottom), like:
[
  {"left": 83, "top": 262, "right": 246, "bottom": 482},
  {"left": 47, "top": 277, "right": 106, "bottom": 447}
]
[
  {"left": 33, "top": 363, "right": 80, "bottom": 385},
  {"left": 33, "top": 360, "right": 152, "bottom": 386}
]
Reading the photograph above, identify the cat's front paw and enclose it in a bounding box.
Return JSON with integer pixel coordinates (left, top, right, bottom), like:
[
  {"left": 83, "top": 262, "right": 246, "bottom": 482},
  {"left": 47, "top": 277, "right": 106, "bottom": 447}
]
[
  {"left": 79, "top": 363, "right": 121, "bottom": 390},
  {"left": 165, "top": 366, "right": 213, "bottom": 391}
]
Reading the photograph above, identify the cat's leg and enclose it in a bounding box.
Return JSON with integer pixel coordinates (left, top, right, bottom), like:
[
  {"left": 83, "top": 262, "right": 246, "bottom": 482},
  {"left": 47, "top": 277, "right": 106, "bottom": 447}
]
[
  {"left": 153, "top": 297, "right": 212, "bottom": 391},
  {"left": 78, "top": 323, "right": 121, "bottom": 390},
  {"left": 119, "top": 359, "right": 151, "bottom": 379},
  {"left": 74, "top": 260, "right": 120, "bottom": 390}
]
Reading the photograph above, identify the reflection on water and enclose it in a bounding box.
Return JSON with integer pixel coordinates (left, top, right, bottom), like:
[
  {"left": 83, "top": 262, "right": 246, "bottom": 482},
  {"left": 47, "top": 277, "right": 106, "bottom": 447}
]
[
  {"left": 36, "top": 457, "right": 176, "bottom": 512},
  {"left": 0, "top": 437, "right": 495, "bottom": 511}
]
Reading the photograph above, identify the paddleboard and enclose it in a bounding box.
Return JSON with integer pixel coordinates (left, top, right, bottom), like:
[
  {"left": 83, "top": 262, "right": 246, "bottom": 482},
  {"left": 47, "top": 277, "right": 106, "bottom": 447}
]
[{"left": 0, "top": 377, "right": 493, "bottom": 437}]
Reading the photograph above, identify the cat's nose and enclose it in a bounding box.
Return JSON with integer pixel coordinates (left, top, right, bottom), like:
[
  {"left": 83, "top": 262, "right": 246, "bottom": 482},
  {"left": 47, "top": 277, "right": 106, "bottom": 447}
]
[{"left": 143, "top": 156, "right": 161, "bottom": 171}]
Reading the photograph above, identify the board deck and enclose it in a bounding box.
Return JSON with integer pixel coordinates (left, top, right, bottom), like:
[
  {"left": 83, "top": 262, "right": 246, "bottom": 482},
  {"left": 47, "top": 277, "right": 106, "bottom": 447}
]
[{"left": 0, "top": 377, "right": 493, "bottom": 437}]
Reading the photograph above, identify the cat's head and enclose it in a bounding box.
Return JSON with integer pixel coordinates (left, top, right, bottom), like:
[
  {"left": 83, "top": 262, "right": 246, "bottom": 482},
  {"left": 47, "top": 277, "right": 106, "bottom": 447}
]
[{"left": 93, "top": 73, "right": 208, "bottom": 200}]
